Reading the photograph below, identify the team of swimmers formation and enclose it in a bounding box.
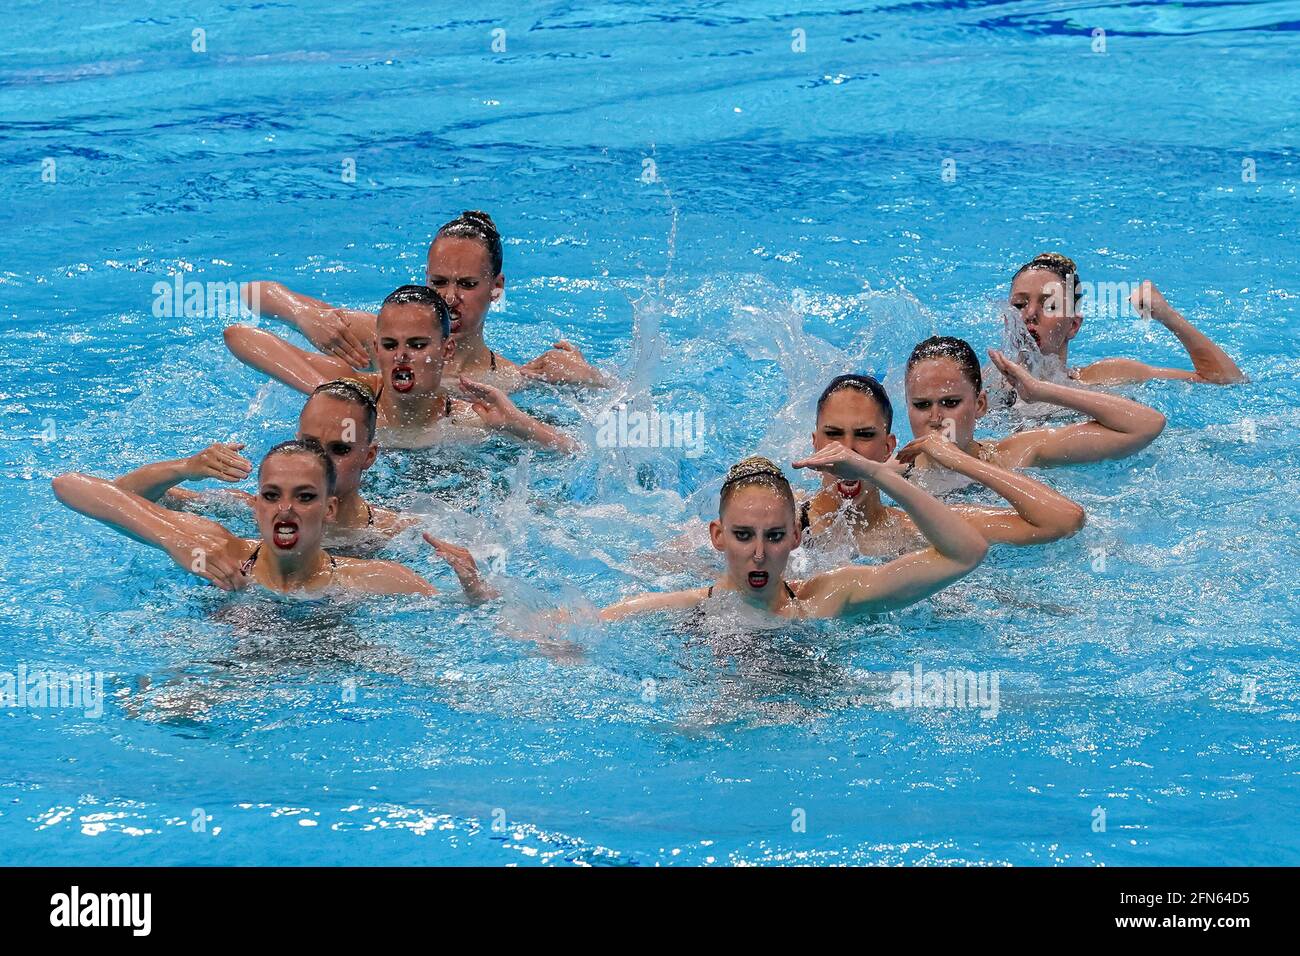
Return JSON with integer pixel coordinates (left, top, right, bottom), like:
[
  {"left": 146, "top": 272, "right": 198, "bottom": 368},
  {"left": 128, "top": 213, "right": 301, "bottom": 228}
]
[{"left": 51, "top": 210, "right": 1247, "bottom": 625}]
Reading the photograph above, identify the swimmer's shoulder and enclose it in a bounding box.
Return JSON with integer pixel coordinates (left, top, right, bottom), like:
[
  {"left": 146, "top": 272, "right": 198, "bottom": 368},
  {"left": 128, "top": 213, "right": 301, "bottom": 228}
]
[
  {"left": 331, "top": 555, "right": 437, "bottom": 596},
  {"left": 600, "top": 586, "right": 710, "bottom": 621}
]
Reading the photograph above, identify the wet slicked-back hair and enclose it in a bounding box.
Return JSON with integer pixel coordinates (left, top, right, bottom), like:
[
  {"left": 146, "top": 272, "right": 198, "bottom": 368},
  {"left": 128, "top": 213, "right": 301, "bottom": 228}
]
[
  {"left": 906, "top": 336, "right": 983, "bottom": 391},
  {"left": 381, "top": 284, "right": 451, "bottom": 339},
  {"left": 435, "top": 210, "right": 503, "bottom": 276},
  {"left": 310, "top": 378, "right": 379, "bottom": 442},
  {"left": 815, "top": 374, "right": 894, "bottom": 433},
  {"left": 260, "top": 438, "right": 337, "bottom": 497},
  {"left": 1013, "top": 252, "right": 1083, "bottom": 304},
  {"left": 719, "top": 456, "right": 796, "bottom": 518}
]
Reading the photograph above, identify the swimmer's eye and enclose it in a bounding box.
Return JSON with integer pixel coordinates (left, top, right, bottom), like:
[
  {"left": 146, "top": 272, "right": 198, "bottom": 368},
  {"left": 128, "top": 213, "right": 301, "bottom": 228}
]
[
  {"left": 379, "top": 339, "right": 398, "bottom": 351},
  {"left": 733, "top": 530, "right": 753, "bottom": 541},
  {"left": 406, "top": 339, "right": 430, "bottom": 351},
  {"left": 261, "top": 490, "right": 279, "bottom": 502},
  {"left": 329, "top": 443, "right": 352, "bottom": 457},
  {"left": 766, "top": 531, "right": 786, "bottom": 542},
  {"left": 457, "top": 278, "right": 479, "bottom": 289},
  {"left": 940, "top": 398, "right": 962, "bottom": 408},
  {"left": 297, "top": 492, "right": 317, "bottom": 503},
  {"left": 428, "top": 277, "right": 447, "bottom": 287},
  {"left": 822, "top": 427, "right": 845, "bottom": 437},
  {"left": 853, "top": 429, "right": 877, "bottom": 439},
  {"left": 911, "top": 401, "right": 931, "bottom": 411}
]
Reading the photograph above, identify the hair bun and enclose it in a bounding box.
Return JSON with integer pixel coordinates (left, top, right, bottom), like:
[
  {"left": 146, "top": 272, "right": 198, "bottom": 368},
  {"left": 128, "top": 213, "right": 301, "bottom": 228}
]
[{"left": 460, "top": 210, "right": 498, "bottom": 236}]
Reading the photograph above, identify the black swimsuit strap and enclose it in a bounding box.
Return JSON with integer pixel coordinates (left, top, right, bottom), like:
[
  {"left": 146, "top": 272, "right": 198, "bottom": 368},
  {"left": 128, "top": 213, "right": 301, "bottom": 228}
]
[
  {"left": 705, "top": 582, "right": 796, "bottom": 600},
  {"left": 489, "top": 349, "right": 497, "bottom": 371},
  {"left": 365, "top": 502, "right": 375, "bottom": 527},
  {"left": 445, "top": 394, "right": 453, "bottom": 417},
  {"left": 799, "top": 500, "right": 811, "bottom": 534},
  {"left": 241, "top": 544, "right": 336, "bottom": 575}
]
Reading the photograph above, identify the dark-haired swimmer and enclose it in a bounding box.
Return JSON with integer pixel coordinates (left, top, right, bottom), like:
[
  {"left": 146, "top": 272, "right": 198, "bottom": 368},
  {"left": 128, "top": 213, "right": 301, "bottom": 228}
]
[
  {"left": 1007, "top": 252, "right": 1245, "bottom": 386},
  {"left": 240, "top": 210, "right": 607, "bottom": 390},
  {"left": 796, "top": 374, "right": 1087, "bottom": 557},
  {"left": 53, "top": 440, "right": 492, "bottom": 599},
  {"left": 902, "top": 336, "right": 1166, "bottom": 474},
  {"left": 113, "top": 379, "right": 419, "bottom": 547},
  {"left": 225, "top": 285, "right": 578, "bottom": 452},
  {"left": 599, "top": 456, "right": 988, "bottom": 621}
]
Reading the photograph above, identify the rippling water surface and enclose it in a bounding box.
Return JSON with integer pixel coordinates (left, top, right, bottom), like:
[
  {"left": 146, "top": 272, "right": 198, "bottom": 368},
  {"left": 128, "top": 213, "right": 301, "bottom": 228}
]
[{"left": 1, "top": 0, "right": 1298, "bottom": 865}]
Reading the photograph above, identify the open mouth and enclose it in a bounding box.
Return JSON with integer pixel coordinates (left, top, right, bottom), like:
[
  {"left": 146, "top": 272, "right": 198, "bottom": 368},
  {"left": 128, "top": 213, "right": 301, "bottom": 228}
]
[
  {"left": 747, "top": 571, "right": 769, "bottom": 590},
  {"left": 272, "top": 520, "right": 300, "bottom": 550},
  {"left": 1027, "top": 328, "right": 1041, "bottom": 345},
  {"left": 449, "top": 314, "right": 462, "bottom": 335},
  {"left": 391, "top": 364, "right": 415, "bottom": 392},
  {"left": 837, "top": 480, "right": 862, "bottom": 498}
]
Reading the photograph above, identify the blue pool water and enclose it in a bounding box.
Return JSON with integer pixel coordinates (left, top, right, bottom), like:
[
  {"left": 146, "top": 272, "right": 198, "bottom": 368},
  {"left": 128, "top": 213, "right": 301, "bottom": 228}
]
[{"left": 2, "top": 1, "right": 1299, "bottom": 865}]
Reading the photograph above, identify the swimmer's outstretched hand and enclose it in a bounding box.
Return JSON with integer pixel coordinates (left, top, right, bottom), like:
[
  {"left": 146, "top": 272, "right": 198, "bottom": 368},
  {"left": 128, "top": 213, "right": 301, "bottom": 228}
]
[
  {"left": 987, "top": 349, "right": 1052, "bottom": 403},
  {"left": 521, "top": 341, "right": 608, "bottom": 387},
  {"left": 459, "top": 377, "right": 525, "bottom": 431},
  {"left": 301, "top": 308, "right": 372, "bottom": 369},
  {"left": 422, "top": 533, "right": 499, "bottom": 604},
  {"left": 184, "top": 443, "right": 252, "bottom": 484},
  {"left": 793, "top": 441, "right": 906, "bottom": 483},
  {"left": 162, "top": 538, "right": 249, "bottom": 592}
]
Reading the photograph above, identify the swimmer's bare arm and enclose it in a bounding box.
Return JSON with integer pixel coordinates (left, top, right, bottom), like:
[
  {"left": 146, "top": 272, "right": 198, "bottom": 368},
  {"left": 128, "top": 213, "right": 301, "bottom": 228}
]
[
  {"left": 420, "top": 534, "right": 499, "bottom": 604},
  {"left": 895, "top": 433, "right": 1086, "bottom": 546},
  {"left": 989, "top": 350, "right": 1167, "bottom": 467},
  {"left": 599, "top": 587, "right": 711, "bottom": 622},
  {"left": 792, "top": 443, "right": 988, "bottom": 615},
  {"left": 241, "top": 281, "right": 375, "bottom": 370},
  {"left": 113, "top": 443, "right": 254, "bottom": 508},
  {"left": 224, "top": 325, "right": 360, "bottom": 395},
  {"left": 459, "top": 378, "right": 579, "bottom": 453},
  {"left": 51, "top": 473, "right": 251, "bottom": 591},
  {"left": 1077, "top": 282, "right": 1246, "bottom": 386}
]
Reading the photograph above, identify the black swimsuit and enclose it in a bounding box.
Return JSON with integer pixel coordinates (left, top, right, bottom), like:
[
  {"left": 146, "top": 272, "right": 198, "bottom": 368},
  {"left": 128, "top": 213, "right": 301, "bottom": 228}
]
[
  {"left": 240, "top": 545, "right": 339, "bottom": 577},
  {"left": 706, "top": 582, "right": 798, "bottom": 600},
  {"left": 799, "top": 500, "right": 812, "bottom": 535}
]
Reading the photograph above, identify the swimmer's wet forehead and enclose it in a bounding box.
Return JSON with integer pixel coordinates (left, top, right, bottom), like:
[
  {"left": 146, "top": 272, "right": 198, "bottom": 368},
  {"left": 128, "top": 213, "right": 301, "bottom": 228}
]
[
  {"left": 258, "top": 453, "right": 327, "bottom": 492},
  {"left": 818, "top": 388, "right": 888, "bottom": 430},
  {"left": 427, "top": 235, "right": 495, "bottom": 281},
  {"left": 722, "top": 484, "right": 795, "bottom": 527},
  {"left": 908, "top": 357, "right": 978, "bottom": 398},
  {"left": 378, "top": 302, "right": 442, "bottom": 340},
  {"left": 299, "top": 394, "right": 369, "bottom": 445}
]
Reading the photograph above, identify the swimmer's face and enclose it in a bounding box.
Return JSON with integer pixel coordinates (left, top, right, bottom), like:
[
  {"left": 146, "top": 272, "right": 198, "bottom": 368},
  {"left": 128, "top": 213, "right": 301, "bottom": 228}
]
[
  {"left": 426, "top": 236, "right": 503, "bottom": 340},
  {"left": 297, "top": 395, "right": 377, "bottom": 498},
  {"left": 375, "top": 303, "right": 454, "bottom": 397},
  {"left": 1010, "top": 269, "right": 1082, "bottom": 357},
  {"left": 254, "top": 454, "right": 338, "bottom": 555},
  {"left": 812, "top": 389, "right": 896, "bottom": 499},
  {"left": 905, "top": 357, "right": 987, "bottom": 448},
  {"left": 710, "top": 485, "right": 797, "bottom": 600}
]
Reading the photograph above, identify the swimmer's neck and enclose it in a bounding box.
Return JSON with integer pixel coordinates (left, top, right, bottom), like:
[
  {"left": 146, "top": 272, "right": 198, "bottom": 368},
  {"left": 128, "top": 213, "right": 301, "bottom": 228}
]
[
  {"left": 449, "top": 332, "right": 493, "bottom": 371},
  {"left": 816, "top": 482, "right": 889, "bottom": 527},
  {"left": 716, "top": 576, "right": 794, "bottom": 614},
  {"left": 253, "top": 546, "right": 332, "bottom": 592},
  {"left": 333, "top": 491, "right": 371, "bottom": 529},
  {"left": 378, "top": 387, "right": 451, "bottom": 427}
]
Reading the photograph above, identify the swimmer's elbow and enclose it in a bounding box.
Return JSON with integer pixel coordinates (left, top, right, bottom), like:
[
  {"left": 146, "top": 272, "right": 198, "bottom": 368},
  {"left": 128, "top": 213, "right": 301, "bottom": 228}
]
[{"left": 1060, "top": 502, "right": 1087, "bottom": 538}]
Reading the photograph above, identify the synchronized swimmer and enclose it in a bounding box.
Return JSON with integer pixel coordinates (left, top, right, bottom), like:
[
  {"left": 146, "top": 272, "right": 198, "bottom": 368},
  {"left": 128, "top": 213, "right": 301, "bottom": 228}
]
[{"left": 51, "top": 226, "right": 1247, "bottom": 626}]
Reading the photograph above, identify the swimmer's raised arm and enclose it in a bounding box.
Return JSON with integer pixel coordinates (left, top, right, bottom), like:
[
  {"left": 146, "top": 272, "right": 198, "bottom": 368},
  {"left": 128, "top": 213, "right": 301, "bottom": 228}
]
[
  {"left": 895, "top": 433, "right": 1086, "bottom": 546},
  {"left": 1078, "top": 282, "right": 1246, "bottom": 386},
  {"left": 420, "top": 534, "right": 499, "bottom": 604},
  {"left": 793, "top": 443, "right": 988, "bottom": 614},
  {"left": 223, "top": 325, "right": 357, "bottom": 395},
  {"left": 52, "top": 473, "right": 250, "bottom": 591},
  {"left": 113, "top": 442, "right": 253, "bottom": 506},
  {"left": 989, "top": 350, "right": 1167, "bottom": 467},
  {"left": 242, "top": 281, "right": 376, "bottom": 370},
  {"left": 459, "top": 377, "right": 578, "bottom": 453}
]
